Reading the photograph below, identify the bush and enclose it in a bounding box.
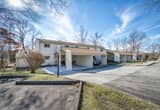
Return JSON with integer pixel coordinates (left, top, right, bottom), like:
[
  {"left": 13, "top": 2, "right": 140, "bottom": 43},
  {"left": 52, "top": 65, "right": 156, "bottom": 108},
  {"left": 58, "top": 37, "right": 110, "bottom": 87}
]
[{"left": 25, "top": 51, "right": 44, "bottom": 73}]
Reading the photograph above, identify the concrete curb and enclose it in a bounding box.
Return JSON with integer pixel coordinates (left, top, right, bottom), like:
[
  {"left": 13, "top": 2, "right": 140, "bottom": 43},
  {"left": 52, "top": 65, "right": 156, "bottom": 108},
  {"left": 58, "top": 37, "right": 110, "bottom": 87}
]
[
  {"left": 76, "top": 81, "right": 84, "bottom": 110},
  {"left": 124, "top": 61, "right": 159, "bottom": 66},
  {"left": 0, "top": 75, "right": 29, "bottom": 79},
  {"left": 15, "top": 80, "right": 81, "bottom": 85}
]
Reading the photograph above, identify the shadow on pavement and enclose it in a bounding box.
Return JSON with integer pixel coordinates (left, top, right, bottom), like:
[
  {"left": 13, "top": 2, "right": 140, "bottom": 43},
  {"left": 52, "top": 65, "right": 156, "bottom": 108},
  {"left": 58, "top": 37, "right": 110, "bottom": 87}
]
[{"left": 61, "top": 65, "right": 123, "bottom": 76}]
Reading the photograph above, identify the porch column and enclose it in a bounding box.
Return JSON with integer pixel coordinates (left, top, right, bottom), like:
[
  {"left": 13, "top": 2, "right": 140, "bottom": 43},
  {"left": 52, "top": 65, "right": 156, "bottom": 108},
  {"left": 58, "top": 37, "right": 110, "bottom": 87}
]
[
  {"left": 59, "top": 51, "right": 61, "bottom": 67},
  {"left": 65, "top": 50, "right": 72, "bottom": 70}
]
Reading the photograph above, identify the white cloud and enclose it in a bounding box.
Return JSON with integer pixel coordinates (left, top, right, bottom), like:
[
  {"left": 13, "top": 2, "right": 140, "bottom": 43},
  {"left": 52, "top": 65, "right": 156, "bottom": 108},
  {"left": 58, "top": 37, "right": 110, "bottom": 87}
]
[
  {"left": 5, "top": 0, "right": 77, "bottom": 42},
  {"left": 111, "top": 7, "right": 137, "bottom": 36},
  {"left": 33, "top": 11, "right": 77, "bottom": 42},
  {"left": 6, "top": 0, "right": 25, "bottom": 8}
]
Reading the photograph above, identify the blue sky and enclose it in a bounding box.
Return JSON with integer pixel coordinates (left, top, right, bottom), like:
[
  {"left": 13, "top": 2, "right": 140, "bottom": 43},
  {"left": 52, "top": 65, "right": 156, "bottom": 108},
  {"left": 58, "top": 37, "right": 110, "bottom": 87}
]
[{"left": 0, "top": 0, "right": 160, "bottom": 48}]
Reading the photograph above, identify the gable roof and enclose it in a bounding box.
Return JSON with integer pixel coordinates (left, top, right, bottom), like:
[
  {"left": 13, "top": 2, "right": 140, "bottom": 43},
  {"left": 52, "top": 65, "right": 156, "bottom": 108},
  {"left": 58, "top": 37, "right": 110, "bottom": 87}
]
[
  {"left": 37, "top": 38, "right": 104, "bottom": 49},
  {"left": 107, "top": 49, "right": 144, "bottom": 55}
]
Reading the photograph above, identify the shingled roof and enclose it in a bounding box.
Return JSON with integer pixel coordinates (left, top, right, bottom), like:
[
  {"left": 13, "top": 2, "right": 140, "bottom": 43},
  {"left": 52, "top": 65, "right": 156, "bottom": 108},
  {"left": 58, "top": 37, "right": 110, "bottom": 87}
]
[
  {"left": 37, "top": 38, "right": 104, "bottom": 49},
  {"left": 62, "top": 47, "right": 106, "bottom": 55}
]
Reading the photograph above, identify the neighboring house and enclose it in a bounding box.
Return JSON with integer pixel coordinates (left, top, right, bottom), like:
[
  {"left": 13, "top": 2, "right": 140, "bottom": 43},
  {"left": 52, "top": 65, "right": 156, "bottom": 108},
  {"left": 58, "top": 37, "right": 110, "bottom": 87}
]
[
  {"left": 35, "top": 39, "right": 107, "bottom": 70},
  {"left": 0, "top": 27, "right": 19, "bottom": 66},
  {"left": 120, "top": 52, "right": 137, "bottom": 62},
  {"left": 107, "top": 49, "right": 141, "bottom": 63}
]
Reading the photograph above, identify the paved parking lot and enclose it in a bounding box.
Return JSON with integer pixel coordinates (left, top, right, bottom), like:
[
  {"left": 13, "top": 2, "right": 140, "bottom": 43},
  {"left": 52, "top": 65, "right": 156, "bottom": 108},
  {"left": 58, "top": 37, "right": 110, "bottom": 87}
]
[
  {"left": 0, "top": 79, "right": 79, "bottom": 110},
  {"left": 65, "top": 65, "right": 145, "bottom": 84},
  {"left": 106, "top": 62, "right": 160, "bottom": 105}
]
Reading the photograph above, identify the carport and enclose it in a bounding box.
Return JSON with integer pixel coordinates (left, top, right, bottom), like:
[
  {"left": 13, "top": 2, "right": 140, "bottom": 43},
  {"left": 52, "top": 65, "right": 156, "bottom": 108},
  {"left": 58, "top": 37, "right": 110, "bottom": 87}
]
[
  {"left": 107, "top": 50, "right": 120, "bottom": 63},
  {"left": 61, "top": 48, "right": 107, "bottom": 70}
]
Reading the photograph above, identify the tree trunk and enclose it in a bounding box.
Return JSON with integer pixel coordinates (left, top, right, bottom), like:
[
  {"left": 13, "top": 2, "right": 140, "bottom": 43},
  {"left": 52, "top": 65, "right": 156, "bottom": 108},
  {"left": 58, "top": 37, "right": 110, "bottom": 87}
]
[
  {"left": 31, "top": 69, "right": 35, "bottom": 73},
  {"left": 22, "top": 43, "right": 26, "bottom": 52}
]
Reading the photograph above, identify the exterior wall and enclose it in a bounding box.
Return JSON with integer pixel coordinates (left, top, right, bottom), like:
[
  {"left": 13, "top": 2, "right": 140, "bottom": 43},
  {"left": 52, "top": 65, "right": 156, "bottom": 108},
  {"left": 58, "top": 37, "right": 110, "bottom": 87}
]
[
  {"left": 74, "top": 55, "right": 93, "bottom": 67},
  {"left": 35, "top": 39, "right": 101, "bottom": 65},
  {"left": 120, "top": 55, "right": 127, "bottom": 62},
  {"left": 35, "top": 40, "right": 58, "bottom": 65},
  {"left": 127, "top": 55, "right": 132, "bottom": 61},
  {"left": 120, "top": 55, "right": 132, "bottom": 62},
  {"left": 114, "top": 52, "right": 120, "bottom": 62},
  {"left": 132, "top": 54, "right": 137, "bottom": 61},
  {"left": 101, "top": 55, "right": 107, "bottom": 65}
]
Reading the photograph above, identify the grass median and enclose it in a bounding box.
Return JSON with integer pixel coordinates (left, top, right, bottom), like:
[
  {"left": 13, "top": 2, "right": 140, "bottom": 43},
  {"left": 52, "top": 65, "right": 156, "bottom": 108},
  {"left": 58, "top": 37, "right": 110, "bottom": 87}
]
[
  {"left": 0, "top": 69, "right": 64, "bottom": 80},
  {"left": 82, "top": 83, "right": 160, "bottom": 110}
]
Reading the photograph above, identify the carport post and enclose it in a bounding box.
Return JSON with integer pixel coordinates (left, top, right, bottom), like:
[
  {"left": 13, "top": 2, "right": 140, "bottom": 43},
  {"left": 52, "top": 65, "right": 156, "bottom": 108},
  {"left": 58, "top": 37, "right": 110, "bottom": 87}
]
[
  {"left": 56, "top": 45, "right": 61, "bottom": 77},
  {"left": 57, "top": 53, "right": 59, "bottom": 77}
]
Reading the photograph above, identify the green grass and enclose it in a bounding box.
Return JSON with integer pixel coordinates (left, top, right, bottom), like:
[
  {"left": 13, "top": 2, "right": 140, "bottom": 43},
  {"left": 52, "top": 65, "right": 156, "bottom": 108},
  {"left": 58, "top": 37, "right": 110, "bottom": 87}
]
[
  {"left": 82, "top": 83, "right": 160, "bottom": 110},
  {"left": 0, "top": 69, "right": 64, "bottom": 80}
]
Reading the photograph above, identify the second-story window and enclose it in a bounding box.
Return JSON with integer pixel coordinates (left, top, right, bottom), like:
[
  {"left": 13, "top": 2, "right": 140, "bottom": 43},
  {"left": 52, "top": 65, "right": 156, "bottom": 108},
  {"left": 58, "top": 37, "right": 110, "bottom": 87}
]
[{"left": 44, "top": 44, "right": 50, "bottom": 48}]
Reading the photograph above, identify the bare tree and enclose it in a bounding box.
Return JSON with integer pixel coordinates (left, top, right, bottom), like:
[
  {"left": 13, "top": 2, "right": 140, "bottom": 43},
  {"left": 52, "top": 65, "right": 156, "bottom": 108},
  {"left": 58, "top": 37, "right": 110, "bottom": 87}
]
[
  {"left": 120, "top": 37, "right": 128, "bottom": 52},
  {"left": 147, "top": 42, "right": 159, "bottom": 60},
  {"left": 0, "top": 0, "right": 67, "bottom": 19},
  {"left": 113, "top": 38, "right": 120, "bottom": 51},
  {"left": 25, "top": 51, "right": 44, "bottom": 73},
  {"left": 77, "top": 25, "right": 88, "bottom": 44},
  {"left": 150, "top": 43, "right": 158, "bottom": 54},
  {"left": 30, "top": 27, "right": 41, "bottom": 49},
  {"left": 128, "top": 31, "right": 146, "bottom": 54},
  {"left": 0, "top": 0, "right": 68, "bottom": 36},
  {"left": 15, "top": 19, "right": 33, "bottom": 51},
  {"left": 106, "top": 41, "right": 113, "bottom": 50},
  {"left": 0, "top": 28, "right": 18, "bottom": 70},
  {"left": 90, "top": 32, "right": 103, "bottom": 50},
  {"left": 32, "top": 0, "right": 67, "bottom": 13}
]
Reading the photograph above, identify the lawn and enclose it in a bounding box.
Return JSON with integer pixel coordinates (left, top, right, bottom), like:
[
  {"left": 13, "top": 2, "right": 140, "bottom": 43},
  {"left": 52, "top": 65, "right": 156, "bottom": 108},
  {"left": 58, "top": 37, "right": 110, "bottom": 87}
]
[
  {"left": 82, "top": 83, "right": 160, "bottom": 110},
  {"left": 0, "top": 69, "right": 159, "bottom": 110},
  {"left": 0, "top": 69, "right": 64, "bottom": 80}
]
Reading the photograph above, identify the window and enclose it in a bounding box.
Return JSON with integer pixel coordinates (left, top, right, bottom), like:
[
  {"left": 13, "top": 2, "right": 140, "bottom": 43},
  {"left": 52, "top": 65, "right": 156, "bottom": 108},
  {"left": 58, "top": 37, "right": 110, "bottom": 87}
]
[
  {"left": 45, "top": 56, "right": 50, "bottom": 60},
  {"left": 44, "top": 44, "right": 50, "bottom": 48}
]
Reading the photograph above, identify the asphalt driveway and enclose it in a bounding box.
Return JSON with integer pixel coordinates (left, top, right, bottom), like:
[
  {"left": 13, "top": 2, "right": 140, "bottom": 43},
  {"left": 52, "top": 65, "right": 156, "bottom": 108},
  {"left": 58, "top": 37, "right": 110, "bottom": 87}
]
[
  {"left": 65, "top": 65, "right": 145, "bottom": 84},
  {"left": 105, "top": 62, "right": 160, "bottom": 105}
]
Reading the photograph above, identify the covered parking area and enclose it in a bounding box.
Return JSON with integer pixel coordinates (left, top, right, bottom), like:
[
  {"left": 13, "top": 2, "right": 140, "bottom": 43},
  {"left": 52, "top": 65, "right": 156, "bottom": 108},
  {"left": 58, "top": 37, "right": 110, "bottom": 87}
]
[
  {"left": 61, "top": 48, "right": 107, "bottom": 71},
  {"left": 107, "top": 50, "right": 120, "bottom": 63}
]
